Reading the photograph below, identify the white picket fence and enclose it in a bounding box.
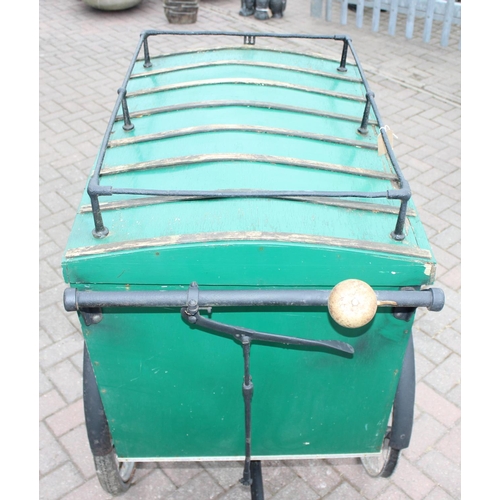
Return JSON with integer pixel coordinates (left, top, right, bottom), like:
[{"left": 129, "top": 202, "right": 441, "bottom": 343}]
[{"left": 310, "top": 0, "right": 461, "bottom": 48}]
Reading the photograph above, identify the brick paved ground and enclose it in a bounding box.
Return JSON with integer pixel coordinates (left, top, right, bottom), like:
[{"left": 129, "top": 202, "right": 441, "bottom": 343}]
[{"left": 39, "top": 1, "right": 461, "bottom": 498}]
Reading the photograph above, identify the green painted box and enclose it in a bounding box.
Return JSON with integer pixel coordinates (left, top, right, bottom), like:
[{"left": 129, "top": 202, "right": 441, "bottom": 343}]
[{"left": 62, "top": 31, "right": 444, "bottom": 495}]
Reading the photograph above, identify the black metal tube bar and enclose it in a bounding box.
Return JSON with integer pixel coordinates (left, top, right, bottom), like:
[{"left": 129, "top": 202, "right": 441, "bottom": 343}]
[
  {"left": 87, "top": 84, "right": 125, "bottom": 237},
  {"left": 346, "top": 41, "right": 409, "bottom": 194},
  {"left": 392, "top": 198, "right": 409, "bottom": 241},
  {"left": 367, "top": 96, "right": 410, "bottom": 193},
  {"left": 64, "top": 288, "right": 445, "bottom": 312},
  {"left": 337, "top": 38, "right": 349, "bottom": 72},
  {"left": 89, "top": 32, "right": 147, "bottom": 187},
  {"left": 140, "top": 29, "right": 348, "bottom": 41},
  {"left": 119, "top": 89, "right": 134, "bottom": 131},
  {"left": 345, "top": 39, "right": 412, "bottom": 239},
  {"left": 87, "top": 31, "right": 150, "bottom": 237},
  {"left": 89, "top": 195, "right": 109, "bottom": 239},
  {"left": 143, "top": 35, "right": 152, "bottom": 68},
  {"left": 375, "top": 121, "right": 411, "bottom": 240},
  {"left": 240, "top": 337, "right": 254, "bottom": 486},
  {"left": 357, "top": 92, "right": 374, "bottom": 135},
  {"left": 86, "top": 31, "right": 413, "bottom": 241}
]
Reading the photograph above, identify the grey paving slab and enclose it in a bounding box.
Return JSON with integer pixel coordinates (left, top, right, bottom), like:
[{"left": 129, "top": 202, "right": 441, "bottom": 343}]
[{"left": 39, "top": 0, "right": 460, "bottom": 498}]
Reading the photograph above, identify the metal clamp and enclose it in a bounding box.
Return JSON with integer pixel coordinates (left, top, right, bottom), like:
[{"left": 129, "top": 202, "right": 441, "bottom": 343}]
[{"left": 185, "top": 282, "right": 212, "bottom": 321}]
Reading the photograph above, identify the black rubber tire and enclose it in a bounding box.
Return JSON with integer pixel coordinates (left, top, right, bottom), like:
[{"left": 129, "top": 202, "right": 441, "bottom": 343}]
[
  {"left": 361, "top": 332, "right": 415, "bottom": 478},
  {"left": 250, "top": 461, "right": 265, "bottom": 500},
  {"left": 83, "top": 344, "right": 136, "bottom": 496},
  {"left": 380, "top": 446, "right": 400, "bottom": 478},
  {"left": 94, "top": 452, "right": 136, "bottom": 496}
]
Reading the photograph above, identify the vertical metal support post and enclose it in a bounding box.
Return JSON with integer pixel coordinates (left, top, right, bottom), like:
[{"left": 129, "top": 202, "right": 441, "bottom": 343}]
[
  {"left": 392, "top": 199, "right": 408, "bottom": 240},
  {"left": 90, "top": 194, "right": 109, "bottom": 239},
  {"left": 337, "top": 39, "right": 349, "bottom": 72},
  {"left": 119, "top": 89, "right": 134, "bottom": 131},
  {"left": 240, "top": 336, "right": 254, "bottom": 486},
  {"left": 357, "top": 92, "right": 373, "bottom": 135},
  {"left": 143, "top": 36, "right": 152, "bottom": 68}
]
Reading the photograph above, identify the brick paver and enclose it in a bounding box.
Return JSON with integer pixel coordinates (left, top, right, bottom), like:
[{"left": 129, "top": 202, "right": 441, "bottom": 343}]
[{"left": 39, "top": 0, "right": 460, "bottom": 498}]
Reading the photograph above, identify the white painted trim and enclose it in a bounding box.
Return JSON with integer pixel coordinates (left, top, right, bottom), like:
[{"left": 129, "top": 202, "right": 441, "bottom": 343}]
[{"left": 118, "top": 452, "right": 381, "bottom": 462}]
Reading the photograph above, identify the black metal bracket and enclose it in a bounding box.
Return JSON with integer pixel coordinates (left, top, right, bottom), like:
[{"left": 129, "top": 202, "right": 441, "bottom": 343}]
[
  {"left": 185, "top": 281, "right": 212, "bottom": 319},
  {"left": 81, "top": 308, "right": 103, "bottom": 326}
]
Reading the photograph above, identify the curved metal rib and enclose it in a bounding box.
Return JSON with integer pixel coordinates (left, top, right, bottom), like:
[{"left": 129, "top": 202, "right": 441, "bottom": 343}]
[
  {"left": 116, "top": 100, "right": 376, "bottom": 126},
  {"left": 108, "top": 124, "right": 377, "bottom": 150},
  {"left": 131, "top": 59, "right": 363, "bottom": 83},
  {"left": 100, "top": 153, "right": 394, "bottom": 179},
  {"left": 126, "top": 78, "right": 366, "bottom": 102}
]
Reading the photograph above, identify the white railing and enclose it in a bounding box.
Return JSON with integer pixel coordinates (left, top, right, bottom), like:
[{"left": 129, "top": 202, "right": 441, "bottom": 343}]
[{"left": 311, "top": 0, "right": 461, "bottom": 48}]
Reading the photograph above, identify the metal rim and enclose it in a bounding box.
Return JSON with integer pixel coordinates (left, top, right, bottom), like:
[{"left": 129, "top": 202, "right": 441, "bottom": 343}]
[
  {"left": 360, "top": 429, "right": 392, "bottom": 477},
  {"left": 117, "top": 459, "right": 136, "bottom": 483}
]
